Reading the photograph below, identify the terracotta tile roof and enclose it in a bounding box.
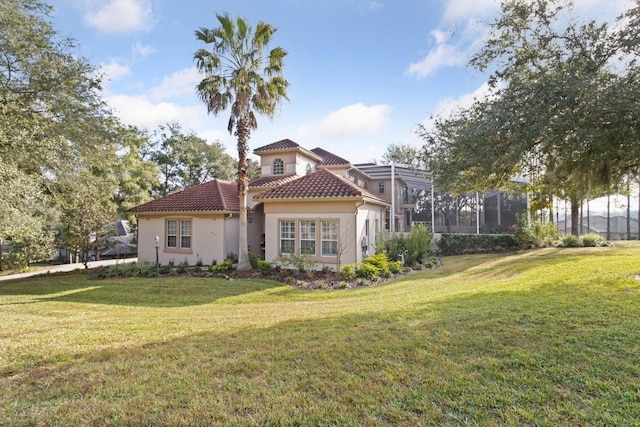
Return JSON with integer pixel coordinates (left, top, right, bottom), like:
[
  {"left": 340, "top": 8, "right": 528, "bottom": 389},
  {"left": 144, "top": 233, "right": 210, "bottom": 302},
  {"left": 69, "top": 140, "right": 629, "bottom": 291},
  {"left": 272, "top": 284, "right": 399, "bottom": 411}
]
[
  {"left": 311, "top": 147, "right": 351, "bottom": 166},
  {"left": 253, "top": 168, "right": 388, "bottom": 204},
  {"left": 250, "top": 173, "right": 299, "bottom": 188},
  {"left": 128, "top": 180, "right": 239, "bottom": 213},
  {"left": 253, "top": 138, "right": 300, "bottom": 153}
]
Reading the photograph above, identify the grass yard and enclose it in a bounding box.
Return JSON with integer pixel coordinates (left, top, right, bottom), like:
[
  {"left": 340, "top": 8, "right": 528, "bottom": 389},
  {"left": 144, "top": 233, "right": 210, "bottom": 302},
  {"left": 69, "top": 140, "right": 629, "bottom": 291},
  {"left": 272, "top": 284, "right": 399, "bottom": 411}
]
[{"left": 1, "top": 244, "right": 639, "bottom": 426}]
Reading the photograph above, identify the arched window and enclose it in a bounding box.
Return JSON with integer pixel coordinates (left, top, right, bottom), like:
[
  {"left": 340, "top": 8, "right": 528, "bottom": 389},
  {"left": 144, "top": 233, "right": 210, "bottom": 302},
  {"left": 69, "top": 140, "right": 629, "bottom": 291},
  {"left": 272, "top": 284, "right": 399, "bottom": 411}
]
[{"left": 273, "top": 158, "right": 284, "bottom": 175}]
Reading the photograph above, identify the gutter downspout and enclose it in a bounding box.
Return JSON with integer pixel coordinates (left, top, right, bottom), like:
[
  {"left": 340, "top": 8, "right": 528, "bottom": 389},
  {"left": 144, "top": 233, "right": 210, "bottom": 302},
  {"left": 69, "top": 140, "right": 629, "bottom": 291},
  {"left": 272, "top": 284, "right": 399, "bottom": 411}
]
[{"left": 355, "top": 199, "right": 365, "bottom": 267}]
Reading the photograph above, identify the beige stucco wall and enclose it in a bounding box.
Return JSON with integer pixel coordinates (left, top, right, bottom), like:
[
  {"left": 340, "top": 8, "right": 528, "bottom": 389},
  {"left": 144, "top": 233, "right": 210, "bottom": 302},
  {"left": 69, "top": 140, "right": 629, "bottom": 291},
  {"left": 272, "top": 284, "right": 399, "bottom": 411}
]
[
  {"left": 136, "top": 213, "right": 233, "bottom": 266},
  {"left": 259, "top": 151, "right": 317, "bottom": 177},
  {"left": 262, "top": 199, "right": 386, "bottom": 271}
]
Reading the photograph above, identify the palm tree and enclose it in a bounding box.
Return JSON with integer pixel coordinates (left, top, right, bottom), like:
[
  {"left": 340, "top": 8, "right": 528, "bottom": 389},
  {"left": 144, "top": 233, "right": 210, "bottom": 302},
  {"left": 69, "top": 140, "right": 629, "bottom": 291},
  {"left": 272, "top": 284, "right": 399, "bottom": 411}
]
[{"left": 194, "top": 13, "right": 289, "bottom": 270}]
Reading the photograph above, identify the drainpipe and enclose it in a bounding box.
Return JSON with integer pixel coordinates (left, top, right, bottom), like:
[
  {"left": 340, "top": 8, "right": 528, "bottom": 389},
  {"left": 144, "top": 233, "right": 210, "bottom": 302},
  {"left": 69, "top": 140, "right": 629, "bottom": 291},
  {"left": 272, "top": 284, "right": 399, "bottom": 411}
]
[{"left": 355, "top": 200, "right": 365, "bottom": 267}]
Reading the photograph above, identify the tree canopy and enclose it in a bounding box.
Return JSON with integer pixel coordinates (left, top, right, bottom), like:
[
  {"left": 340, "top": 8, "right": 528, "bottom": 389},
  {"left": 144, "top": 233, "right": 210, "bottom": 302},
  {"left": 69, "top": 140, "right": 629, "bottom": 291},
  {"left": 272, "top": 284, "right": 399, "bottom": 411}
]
[{"left": 419, "top": 0, "right": 640, "bottom": 234}]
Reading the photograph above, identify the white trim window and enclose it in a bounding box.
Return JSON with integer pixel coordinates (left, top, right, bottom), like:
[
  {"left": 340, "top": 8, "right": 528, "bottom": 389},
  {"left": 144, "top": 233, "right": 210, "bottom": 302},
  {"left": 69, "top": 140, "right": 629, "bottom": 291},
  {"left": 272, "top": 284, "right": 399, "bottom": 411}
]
[
  {"left": 300, "top": 220, "right": 316, "bottom": 255},
  {"left": 273, "top": 158, "right": 284, "bottom": 175},
  {"left": 279, "top": 220, "right": 295, "bottom": 254},
  {"left": 166, "top": 219, "right": 192, "bottom": 249},
  {"left": 321, "top": 220, "right": 338, "bottom": 256}
]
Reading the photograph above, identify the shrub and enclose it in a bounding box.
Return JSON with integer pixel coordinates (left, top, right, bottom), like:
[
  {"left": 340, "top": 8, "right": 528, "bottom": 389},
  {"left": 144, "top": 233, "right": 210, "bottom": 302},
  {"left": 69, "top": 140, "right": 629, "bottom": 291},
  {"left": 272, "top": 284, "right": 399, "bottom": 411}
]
[
  {"left": 530, "top": 221, "right": 561, "bottom": 247},
  {"left": 248, "top": 252, "right": 259, "bottom": 269},
  {"left": 196, "top": 258, "right": 203, "bottom": 267},
  {"left": 176, "top": 258, "right": 189, "bottom": 273},
  {"left": 159, "top": 264, "right": 171, "bottom": 274},
  {"left": 560, "top": 234, "right": 582, "bottom": 247},
  {"left": 209, "top": 260, "right": 233, "bottom": 272},
  {"left": 226, "top": 252, "right": 238, "bottom": 263},
  {"left": 437, "top": 233, "right": 519, "bottom": 255},
  {"left": 389, "top": 260, "right": 402, "bottom": 274},
  {"left": 405, "top": 223, "right": 433, "bottom": 266},
  {"left": 339, "top": 264, "right": 356, "bottom": 281},
  {"left": 258, "top": 260, "right": 273, "bottom": 272},
  {"left": 356, "top": 263, "right": 379, "bottom": 280},
  {"left": 276, "top": 253, "right": 317, "bottom": 274},
  {"left": 377, "top": 232, "right": 406, "bottom": 262},
  {"left": 581, "top": 233, "right": 606, "bottom": 247},
  {"left": 363, "top": 253, "right": 390, "bottom": 276}
]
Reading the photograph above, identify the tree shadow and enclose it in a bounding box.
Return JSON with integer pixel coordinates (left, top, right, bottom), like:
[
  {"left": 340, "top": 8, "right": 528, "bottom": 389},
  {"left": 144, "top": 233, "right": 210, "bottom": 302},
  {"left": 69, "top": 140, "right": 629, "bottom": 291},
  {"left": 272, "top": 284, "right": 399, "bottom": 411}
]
[{"left": 3, "top": 281, "right": 638, "bottom": 425}]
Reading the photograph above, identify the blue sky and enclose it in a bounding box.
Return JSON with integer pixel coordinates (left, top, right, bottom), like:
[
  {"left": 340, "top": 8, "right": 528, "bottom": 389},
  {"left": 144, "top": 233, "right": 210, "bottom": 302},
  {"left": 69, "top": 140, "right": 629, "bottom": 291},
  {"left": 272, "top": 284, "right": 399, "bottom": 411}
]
[{"left": 49, "top": 0, "right": 632, "bottom": 164}]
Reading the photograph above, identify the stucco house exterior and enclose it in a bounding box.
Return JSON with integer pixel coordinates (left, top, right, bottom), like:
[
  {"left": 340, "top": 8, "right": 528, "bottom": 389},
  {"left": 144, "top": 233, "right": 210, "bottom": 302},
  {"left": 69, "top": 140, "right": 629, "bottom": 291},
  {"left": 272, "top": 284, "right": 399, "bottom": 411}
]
[{"left": 129, "top": 139, "right": 390, "bottom": 270}]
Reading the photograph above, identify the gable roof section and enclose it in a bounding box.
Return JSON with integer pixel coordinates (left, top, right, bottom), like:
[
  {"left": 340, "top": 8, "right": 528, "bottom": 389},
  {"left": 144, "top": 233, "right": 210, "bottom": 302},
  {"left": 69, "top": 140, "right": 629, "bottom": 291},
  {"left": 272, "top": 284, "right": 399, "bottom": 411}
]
[
  {"left": 254, "top": 138, "right": 323, "bottom": 161},
  {"left": 250, "top": 173, "right": 300, "bottom": 188},
  {"left": 253, "top": 168, "right": 388, "bottom": 204},
  {"left": 128, "top": 180, "right": 239, "bottom": 214},
  {"left": 253, "top": 138, "right": 300, "bottom": 153},
  {"left": 311, "top": 147, "right": 350, "bottom": 167}
]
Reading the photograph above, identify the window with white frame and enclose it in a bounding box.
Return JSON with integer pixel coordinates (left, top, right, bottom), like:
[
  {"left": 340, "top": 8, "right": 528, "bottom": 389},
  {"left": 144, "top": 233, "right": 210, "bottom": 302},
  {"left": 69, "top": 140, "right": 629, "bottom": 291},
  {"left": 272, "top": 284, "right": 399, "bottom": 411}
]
[
  {"left": 378, "top": 182, "right": 385, "bottom": 194},
  {"left": 166, "top": 219, "right": 192, "bottom": 249},
  {"left": 273, "top": 158, "right": 284, "bottom": 175},
  {"left": 321, "top": 220, "right": 338, "bottom": 256},
  {"left": 300, "top": 220, "right": 316, "bottom": 255},
  {"left": 279, "top": 220, "right": 295, "bottom": 254}
]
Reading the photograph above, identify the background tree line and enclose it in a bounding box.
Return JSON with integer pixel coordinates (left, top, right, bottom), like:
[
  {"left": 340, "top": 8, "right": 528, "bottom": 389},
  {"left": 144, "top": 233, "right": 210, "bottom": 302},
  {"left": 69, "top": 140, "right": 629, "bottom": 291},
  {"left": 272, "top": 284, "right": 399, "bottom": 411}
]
[
  {"left": 419, "top": 0, "right": 640, "bottom": 235},
  {"left": 0, "top": 0, "right": 238, "bottom": 270}
]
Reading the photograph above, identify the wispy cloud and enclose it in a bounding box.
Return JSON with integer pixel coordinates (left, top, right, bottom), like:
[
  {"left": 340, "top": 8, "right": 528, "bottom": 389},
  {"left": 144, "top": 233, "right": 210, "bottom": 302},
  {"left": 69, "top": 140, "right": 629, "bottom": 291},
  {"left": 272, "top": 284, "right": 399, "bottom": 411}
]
[
  {"left": 302, "top": 103, "right": 391, "bottom": 140},
  {"left": 83, "top": 0, "right": 153, "bottom": 34},
  {"left": 132, "top": 41, "right": 156, "bottom": 58},
  {"left": 148, "top": 67, "right": 201, "bottom": 101},
  {"left": 100, "top": 58, "right": 130, "bottom": 83}
]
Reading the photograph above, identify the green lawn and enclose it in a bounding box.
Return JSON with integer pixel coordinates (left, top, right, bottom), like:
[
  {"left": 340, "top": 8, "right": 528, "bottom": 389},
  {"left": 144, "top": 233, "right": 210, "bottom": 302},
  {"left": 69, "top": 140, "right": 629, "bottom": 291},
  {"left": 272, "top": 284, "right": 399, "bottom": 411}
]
[{"left": 1, "top": 244, "right": 639, "bottom": 426}]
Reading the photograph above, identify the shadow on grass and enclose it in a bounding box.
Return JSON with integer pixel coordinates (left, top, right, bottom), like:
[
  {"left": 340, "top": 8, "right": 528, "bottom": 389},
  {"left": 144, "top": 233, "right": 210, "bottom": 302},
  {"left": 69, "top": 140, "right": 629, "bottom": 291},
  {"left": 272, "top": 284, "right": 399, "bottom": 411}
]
[
  {"left": 2, "top": 279, "right": 639, "bottom": 426},
  {"left": 0, "top": 273, "right": 288, "bottom": 307}
]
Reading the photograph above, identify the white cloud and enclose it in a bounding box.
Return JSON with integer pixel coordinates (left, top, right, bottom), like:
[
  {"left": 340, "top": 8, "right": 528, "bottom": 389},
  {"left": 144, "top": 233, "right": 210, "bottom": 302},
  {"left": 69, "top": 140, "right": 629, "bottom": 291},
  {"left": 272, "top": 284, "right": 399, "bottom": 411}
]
[
  {"left": 443, "top": 0, "right": 499, "bottom": 22},
  {"left": 132, "top": 41, "right": 156, "bottom": 58},
  {"left": 148, "top": 67, "right": 202, "bottom": 101},
  {"left": 83, "top": 0, "right": 153, "bottom": 34},
  {"left": 420, "top": 81, "right": 498, "bottom": 132},
  {"left": 407, "top": 39, "right": 467, "bottom": 78},
  {"left": 303, "top": 103, "right": 391, "bottom": 139},
  {"left": 100, "top": 58, "right": 130, "bottom": 83}
]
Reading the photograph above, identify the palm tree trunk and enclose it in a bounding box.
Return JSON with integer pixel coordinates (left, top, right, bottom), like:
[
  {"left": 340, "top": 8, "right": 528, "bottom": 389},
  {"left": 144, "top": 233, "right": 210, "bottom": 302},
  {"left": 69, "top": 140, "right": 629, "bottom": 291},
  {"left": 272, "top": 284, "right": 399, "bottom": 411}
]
[{"left": 236, "top": 119, "right": 251, "bottom": 271}]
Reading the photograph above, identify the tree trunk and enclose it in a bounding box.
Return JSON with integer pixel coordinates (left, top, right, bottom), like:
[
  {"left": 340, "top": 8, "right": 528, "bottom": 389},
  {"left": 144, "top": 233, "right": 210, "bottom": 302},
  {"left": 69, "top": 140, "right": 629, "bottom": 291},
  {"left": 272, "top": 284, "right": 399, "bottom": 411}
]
[
  {"left": 627, "top": 190, "right": 631, "bottom": 240},
  {"left": 570, "top": 197, "right": 580, "bottom": 236},
  {"left": 236, "top": 118, "right": 251, "bottom": 271},
  {"left": 606, "top": 194, "right": 611, "bottom": 240}
]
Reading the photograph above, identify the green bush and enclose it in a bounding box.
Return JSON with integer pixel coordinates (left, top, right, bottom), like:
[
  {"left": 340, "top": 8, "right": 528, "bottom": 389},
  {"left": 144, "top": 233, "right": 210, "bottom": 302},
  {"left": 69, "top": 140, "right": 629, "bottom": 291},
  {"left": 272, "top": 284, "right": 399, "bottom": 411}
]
[
  {"left": 389, "top": 260, "right": 402, "bottom": 274},
  {"left": 248, "top": 252, "right": 259, "bottom": 269},
  {"left": 339, "top": 264, "right": 356, "bottom": 281},
  {"left": 580, "top": 233, "right": 606, "bottom": 247},
  {"left": 209, "top": 260, "right": 234, "bottom": 272},
  {"left": 376, "top": 232, "right": 406, "bottom": 262},
  {"left": 176, "top": 258, "right": 189, "bottom": 273},
  {"left": 258, "top": 260, "right": 273, "bottom": 272},
  {"left": 560, "top": 234, "right": 582, "bottom": 247},
  {"left": 405, "top": 223, "right": 432, "bottom": 266},
  {"left": 437, "top": 233, "right": 519, "bottom": 255},
  {"left": 356, "top": 263, "right": 379, "bottom": 280},
  {"left": 277, "top": 253, "right": 317, "bottom": 274},
  {"left": 363, "top": 253, "right": 390, "bottom": 276}
]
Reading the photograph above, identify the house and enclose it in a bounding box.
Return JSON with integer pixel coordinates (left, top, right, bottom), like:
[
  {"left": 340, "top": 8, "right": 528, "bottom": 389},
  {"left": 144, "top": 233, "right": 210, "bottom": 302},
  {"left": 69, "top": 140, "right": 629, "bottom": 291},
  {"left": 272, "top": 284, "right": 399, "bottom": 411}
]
[
  {"left": 129, "top": 138, "right": 531, "bottom": 269},
  {"left": 129, "top": 139, "right": 389, "bottom": 270}
]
